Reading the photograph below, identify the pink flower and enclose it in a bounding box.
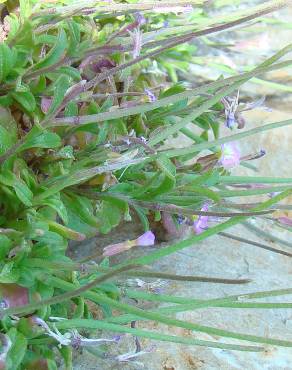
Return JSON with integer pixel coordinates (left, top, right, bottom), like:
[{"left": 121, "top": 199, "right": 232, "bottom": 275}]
[
  {"left": 103, "top": 231, "right": 155, "bottom": 257},
  {"left": 219, "top": 142, "right": 240, "bottom": 169},
  {"left": 135, "top": 231, "right": 155, "bottom": 246},
  {"left": 193, "top": 203, "right": 209, "bottom": 234}
]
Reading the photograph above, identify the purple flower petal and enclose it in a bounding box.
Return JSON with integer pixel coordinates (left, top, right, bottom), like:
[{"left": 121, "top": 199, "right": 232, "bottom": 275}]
[
  {"left": 135, "top": 13, "right": 147, "bottom": 26},
  {"left": 144, "top": 88, "right": 156, "bottom": 102},
  {"left": 41, "top": 97, "right": 52, "bottom": 113},
  {"left": 136, "top": 231, "right": 155, "bottom": 246},
  {"left": 145, "top": 89, "right": 156, "bottom": 102},
  {"left": 193, "top": 203, "right": 209, "bottom": 234},
  {"left": 225, "top": 112, "right": 236, "bottom": 129},
  {"left": 219, "top": 142, "right": 240, "bottom": 169}
]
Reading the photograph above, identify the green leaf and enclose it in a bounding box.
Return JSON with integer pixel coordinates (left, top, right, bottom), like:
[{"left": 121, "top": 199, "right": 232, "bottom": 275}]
[
  {"left": 30, "top": 75, "right": 46, "bottom": 94},
  {"left": 47, "top": 75, "right": 70, "bottom": 115},
  {"left": 56, "top": 66, "right": 81, "bottom": 81},
  {"left": 38, "top": 196, "right": 68, "bottom": 224},
  {"left": 0, "top": 43, "right": 17, "bottom": 83},
  {"left": 19, "top": 0, "right": 32, "bottom": 19},
  {"left": 0, "top": 126, "right": 16, "bottom": 156},
  {"left": 34, "top": 231, "right": 63, "bottom": 246},
  {"left": 13, "top": 181, "right": 33, "bottom": 206},
  {"left": 96, "top": 201, "right": 122, "bottom": 234},
  {"left": 5, "top": 14, "right": 20, "bottom": 42},
  {"left": 48, "top": 221, "right": 85, "bottom": 241},
  {"left": 18, "top": 129, "right": 61, "bottom": 151},
  {"left": 64, "top": 101, "right": 78, "bottom": 117},
  {"left": 6, "top": 328, "right": 27, "bottom": 370},
  {"left": 183, "top": 186, "right": 221, "bottom": 202},
  {"left": 145, "top": 175, "right": 176, "bottom": 199},
  {"left": 0, "top": 171, "right": 33, "bottom": 206},
  {"left": 0, "top": 235, "right": 12, "bottom": 260},
  {"left": 61, "top": 193, "right": 98, "bottom": 236},
  {"left": 133, "top": 205, "right": 149, "bottom": 231},
  {"left": 67, "top": 20, "right": 81, "bottom": 56},
  {"left": 0, "top": 262, "right": 20, "bottom": 283},
  {"left": 59, "top": 346, "right": 72, "bottom": 370},
  {"left": 32, "top": 29, "right": 67, "bottom": 71},
  {"left": 11, "top": 91, "right": 36, "bottom": 112},
  {"left": 0, "top": 94, "right": 13, "bottom": 107},
  {"left": 35, "top": 34, "right": 57, "bottom": 45},
  {"left": 156, "top": 155, "right": 176, "bottom": 179}
]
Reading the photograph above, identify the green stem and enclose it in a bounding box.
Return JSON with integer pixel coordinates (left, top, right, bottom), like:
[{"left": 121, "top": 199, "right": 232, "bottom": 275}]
[
  {"left": 54, "top": 318, "right": 262, "bottom": 352},
  {"left": 219, "top": 232, "right": 292, "bottom": 258},
  {"left": 164, "top": 119, "right": 292, "bottom": 158},
  {"left": 77, "top": 189, "right": 273, "bottom": 217},
  {"left": 46, "top": 277, "right": 292, "bottom": 348},
  {"left": 218, "top": 175, "right": 292, "bottom": 184}
]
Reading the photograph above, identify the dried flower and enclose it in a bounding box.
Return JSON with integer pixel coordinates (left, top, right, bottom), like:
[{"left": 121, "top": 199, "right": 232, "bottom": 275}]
[
  {"left": 103, "top": 231, "right": 155, "bottom": 257},
  {"left": 221, "top": 91, "right": 239, "bottom": 129},
  {"left": 129, "top": 28, "right": 143, "bottom": 59},
  {"left": 241, "top": 96, "right": 272, "bottom": 112},
  {"left": 222, "top": 93, "right": 271, "bottom": 130},
  {"left": 125, "top": 278, "right": 167, "bottom": 292},
  {"left": 193, "top": 203, "right": 209, "bottom": 234},
  {"left": 70, "top": 330, "right": 120, "bottom": 349},
  {"left": 115, "top": 346, "right": 156, "bottom": 366},
  {"left": 91, "top": 58, "right": 116, "bottom": 73},
  {"left": 34, "top": 318, "right": 120, "bottom": 349},
  {"left": 33, "top": 318, "right": 71, "bottom": 347},
  {"left": 219, "top": 142, "right": 241, "bottom": 169},
  {"left": 240, "top": 149, "right": 266, "bottom": 162},
  {"left": 196, "top": 152, "right": 219, "bottom": 172}
]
